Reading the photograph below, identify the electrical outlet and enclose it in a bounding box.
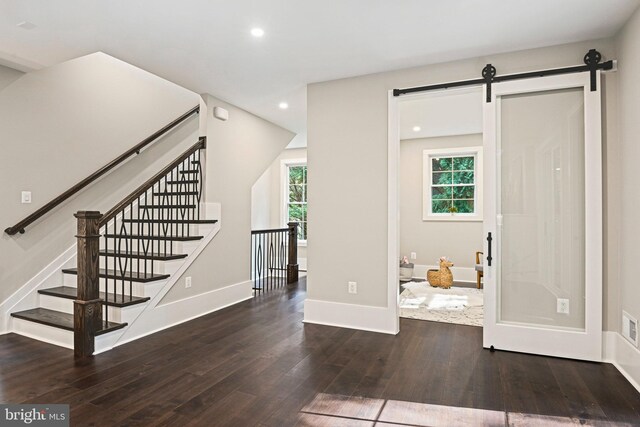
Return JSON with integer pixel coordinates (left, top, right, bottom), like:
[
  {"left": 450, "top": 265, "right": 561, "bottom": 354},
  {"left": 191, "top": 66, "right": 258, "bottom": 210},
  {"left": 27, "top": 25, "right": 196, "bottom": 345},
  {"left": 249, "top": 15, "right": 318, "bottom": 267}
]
[
  {"left": 185, "top": 277, "right": 192, "bottom": 288},
  {"left": 411, "top": 252, "right": 417, "bottom": 260},
  {"left": 557, "top": 298, "right": 570, "bottom": 314},
  {"left": 21, "top": 191, "right": 31, "bottom": 204},
  {"left": 348, "top": 281, "right": 357, "bottom": 294}
]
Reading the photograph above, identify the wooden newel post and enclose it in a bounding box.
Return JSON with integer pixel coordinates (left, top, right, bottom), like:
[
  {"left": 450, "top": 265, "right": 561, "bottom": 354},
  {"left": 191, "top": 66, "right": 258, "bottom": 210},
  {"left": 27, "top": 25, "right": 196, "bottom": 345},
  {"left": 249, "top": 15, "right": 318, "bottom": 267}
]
[
  {"left": 74, "top": 211, "right": 102, "bottom": 359},
  {"left": 287, "top": 222, "right": 299, "bottom": 284}
]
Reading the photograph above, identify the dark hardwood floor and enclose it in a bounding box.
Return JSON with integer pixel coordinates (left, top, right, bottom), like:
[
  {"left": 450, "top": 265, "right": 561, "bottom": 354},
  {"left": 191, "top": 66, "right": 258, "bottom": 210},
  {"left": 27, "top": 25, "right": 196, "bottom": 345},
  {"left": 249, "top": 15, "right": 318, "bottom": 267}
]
[{"left": 1, "top": 277, "right": 639, "bottom": 426}]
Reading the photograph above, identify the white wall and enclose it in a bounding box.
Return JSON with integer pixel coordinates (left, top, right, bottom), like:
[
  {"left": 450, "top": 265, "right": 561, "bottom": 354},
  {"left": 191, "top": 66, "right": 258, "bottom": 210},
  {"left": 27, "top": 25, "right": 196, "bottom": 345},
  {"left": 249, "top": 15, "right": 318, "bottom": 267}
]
[
  {"left": 307, "top": 39, "right": 619, "bottom": 329},
  {"left": 160, "top": 94, "right": 295, "bottom": 303},
  {"left": 400, "top": 134, "right": 483, "bottom": 273},
  {"left": 0, "top": 52, "right": 200, "bottom": 305},
  {"left": 0, "top": 64, "right": 23, "bottom": 91},
  {"left": 613, "top": 5, "right": 640, "bottom": 386},
  {"left": 251, "top": 167, "right": 273, "bottom": 230}
]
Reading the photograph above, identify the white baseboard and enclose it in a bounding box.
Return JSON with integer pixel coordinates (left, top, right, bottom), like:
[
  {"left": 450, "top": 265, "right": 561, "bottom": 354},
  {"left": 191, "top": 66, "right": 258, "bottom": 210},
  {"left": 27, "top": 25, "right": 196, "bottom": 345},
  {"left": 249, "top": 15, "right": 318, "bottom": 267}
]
[
  {"left": 412, "top": 264, "right": 477, "bottom": 283},
  {"left": 303, "top": 299, "right": 397, "bottom": 335},
  {"left": 603, "top": 331, "right": 640, "bottom": 393}
]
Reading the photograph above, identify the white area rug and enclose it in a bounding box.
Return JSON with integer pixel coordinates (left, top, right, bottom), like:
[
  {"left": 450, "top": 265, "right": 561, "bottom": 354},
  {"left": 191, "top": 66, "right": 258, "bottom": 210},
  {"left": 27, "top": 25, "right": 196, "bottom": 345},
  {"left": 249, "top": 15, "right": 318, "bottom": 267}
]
[{"left": 400, "top": 281, "right": 483, "bottom": 327}]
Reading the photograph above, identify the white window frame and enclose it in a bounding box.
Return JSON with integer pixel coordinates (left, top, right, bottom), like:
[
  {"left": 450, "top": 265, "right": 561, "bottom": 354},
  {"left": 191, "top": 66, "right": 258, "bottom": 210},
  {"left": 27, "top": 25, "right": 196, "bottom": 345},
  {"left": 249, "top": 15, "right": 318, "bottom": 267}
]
[
  {"left": 422, "top": 146, "right": 483, "bottom": 221},
  {"left": 281, "top": 158, "right": 307, "bottom": 246}
]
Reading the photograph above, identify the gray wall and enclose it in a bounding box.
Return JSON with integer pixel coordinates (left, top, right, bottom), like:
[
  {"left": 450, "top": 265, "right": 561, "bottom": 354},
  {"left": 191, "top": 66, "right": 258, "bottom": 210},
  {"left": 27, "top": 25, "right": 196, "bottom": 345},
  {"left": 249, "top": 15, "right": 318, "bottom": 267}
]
[
  {"left": 616, "top": 7, "right": 640, "bottom": 333},
  {"left": 400, "top": 134, "right": 483, "bottom": 270},
  {"left": 161, "top": 94, "right": 295, "bottom": 303},
  {"left": 308, "top": 37, "right": 620, "bottom": 327},
  {"left": 0, "top": 52, "right": 200, "bottom": 304},
  {"left": 0, "top": 64, "right": 23, "bottom": 91}
]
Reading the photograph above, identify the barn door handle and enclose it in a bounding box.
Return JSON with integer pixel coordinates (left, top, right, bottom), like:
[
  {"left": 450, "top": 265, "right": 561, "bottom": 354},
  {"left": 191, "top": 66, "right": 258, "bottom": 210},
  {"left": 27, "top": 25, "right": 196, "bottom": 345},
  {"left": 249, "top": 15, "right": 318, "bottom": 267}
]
[{"left": 487, "top": 232, "right": 493, "bottom": 267}]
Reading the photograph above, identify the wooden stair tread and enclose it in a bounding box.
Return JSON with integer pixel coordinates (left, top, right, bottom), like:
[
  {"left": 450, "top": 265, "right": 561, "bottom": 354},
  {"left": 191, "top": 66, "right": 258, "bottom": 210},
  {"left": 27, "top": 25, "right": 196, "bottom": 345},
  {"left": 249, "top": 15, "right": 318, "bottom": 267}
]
[
  {"left": 167, "top": 180, "right": 198, "bottom": 184},
  {"left": 99, "top": 250, "right": 188, "bottom": 260},
  {"left": 179, "top": 170, "right": 199, "bottom": 174},
  {"left": 154, "top": 191, "right": 199, "bottom": 196},
  {"left": 39, "top": 286, "right": 150, "bottom": 307},
  {"left": 62, "top": 268, "right": 169, "bottom": 283},
  {"left": 139, "top": 205, "right": 197, "bottom": 209},
  {"left": 103, "top": 234, "right": 203, "bottom": 241},
  {"left": 11, "top": 308, "right": 126, "bottom": 335},
  {"left": 120, "top": 219, "right": 216, "bottom": 225}
]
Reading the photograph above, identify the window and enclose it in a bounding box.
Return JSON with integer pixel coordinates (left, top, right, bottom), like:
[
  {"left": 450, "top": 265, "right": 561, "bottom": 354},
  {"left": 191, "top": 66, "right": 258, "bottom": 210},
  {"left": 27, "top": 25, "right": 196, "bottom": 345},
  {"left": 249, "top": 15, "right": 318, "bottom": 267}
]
[
  {"left": 283, "top": 161, "right": 307, "bottom": 242},
  {"left": 423, "top": 147, "right": 483, "bottom": 221}
]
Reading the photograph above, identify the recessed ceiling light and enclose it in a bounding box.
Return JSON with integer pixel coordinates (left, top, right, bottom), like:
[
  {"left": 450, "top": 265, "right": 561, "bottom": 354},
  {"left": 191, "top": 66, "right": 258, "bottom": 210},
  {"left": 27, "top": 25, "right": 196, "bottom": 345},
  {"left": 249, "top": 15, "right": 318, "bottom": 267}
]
[
  {"left": 412, "top": 126, "right": 421, "bottom": 132},
  {"left": 251, "top": 28, "right": 265, "bottom": 38},
  {"left": 17, "top": 21, "right": 36, "bottom": 30},
  {"left": 279, "top": 102, "right": 289, "bottom": 110}
]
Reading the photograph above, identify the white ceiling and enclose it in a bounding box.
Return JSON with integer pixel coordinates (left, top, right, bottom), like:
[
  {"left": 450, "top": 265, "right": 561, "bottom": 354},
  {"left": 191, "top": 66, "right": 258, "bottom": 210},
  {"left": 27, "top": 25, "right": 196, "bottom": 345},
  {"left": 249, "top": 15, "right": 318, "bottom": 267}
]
[{"left": 0, "top": 0, "right": 638, "bottom": 144}]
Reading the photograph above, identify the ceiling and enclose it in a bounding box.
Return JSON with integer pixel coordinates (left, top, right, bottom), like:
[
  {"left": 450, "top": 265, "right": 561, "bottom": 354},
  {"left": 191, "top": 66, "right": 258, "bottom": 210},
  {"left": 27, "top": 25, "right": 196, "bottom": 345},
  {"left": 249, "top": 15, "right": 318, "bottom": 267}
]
[{"left": 0, "top": 0, "right": 638, "bottom": 146}]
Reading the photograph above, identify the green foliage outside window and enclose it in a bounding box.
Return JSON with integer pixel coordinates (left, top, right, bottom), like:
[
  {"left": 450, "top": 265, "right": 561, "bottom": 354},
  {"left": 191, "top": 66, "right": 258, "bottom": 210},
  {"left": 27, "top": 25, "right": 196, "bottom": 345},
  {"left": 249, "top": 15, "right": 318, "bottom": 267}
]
[
  {"left": 288, "top": 165, "right": 307, "bottom": 240},
  {"left": 430, "top": 156, "right": 475, "bottom": 214}
]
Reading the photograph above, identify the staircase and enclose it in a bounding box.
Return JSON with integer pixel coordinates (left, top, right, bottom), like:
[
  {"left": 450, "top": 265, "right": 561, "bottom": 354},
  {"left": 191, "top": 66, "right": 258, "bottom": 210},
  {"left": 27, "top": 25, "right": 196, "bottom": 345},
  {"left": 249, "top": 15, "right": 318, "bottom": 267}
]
[{"left": 9, "top": 135, "right": 219, "bottom": 356}]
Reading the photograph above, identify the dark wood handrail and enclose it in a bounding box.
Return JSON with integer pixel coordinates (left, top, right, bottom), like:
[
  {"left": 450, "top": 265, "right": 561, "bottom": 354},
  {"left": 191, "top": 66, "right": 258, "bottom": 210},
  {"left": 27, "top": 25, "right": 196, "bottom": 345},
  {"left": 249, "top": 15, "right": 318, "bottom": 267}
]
[
  {"left": 99, "top": 137, "right": 206, "bottom": 227},
  {"left": 251, "top": 227, "right": 289, "bottom": 234},
  {"left": 5, "top": 105, "right": 200, "bottom": 236}
]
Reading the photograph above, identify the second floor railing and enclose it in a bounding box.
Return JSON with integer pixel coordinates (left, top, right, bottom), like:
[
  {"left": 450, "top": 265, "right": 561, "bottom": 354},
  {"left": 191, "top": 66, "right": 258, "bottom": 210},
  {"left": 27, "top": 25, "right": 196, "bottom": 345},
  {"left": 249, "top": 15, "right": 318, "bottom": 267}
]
[{"left": 251, "top": 223, "right": 299, "bottom": 293}]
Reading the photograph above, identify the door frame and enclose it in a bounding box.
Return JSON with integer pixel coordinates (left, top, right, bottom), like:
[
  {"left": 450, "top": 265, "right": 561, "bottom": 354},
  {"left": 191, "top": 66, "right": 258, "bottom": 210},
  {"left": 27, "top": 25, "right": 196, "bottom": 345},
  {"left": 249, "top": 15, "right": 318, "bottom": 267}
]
[
  {"left": 387, "top": 86, "right": 484, "bottom": 333},
  {"left": 482, "top": 71, "right": 603, "bottom": 361}
]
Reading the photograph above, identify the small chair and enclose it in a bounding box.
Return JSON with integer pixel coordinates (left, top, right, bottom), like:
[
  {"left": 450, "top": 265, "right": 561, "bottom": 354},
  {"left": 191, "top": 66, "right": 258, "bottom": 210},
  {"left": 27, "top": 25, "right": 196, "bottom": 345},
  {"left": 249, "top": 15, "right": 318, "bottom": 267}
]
[{"left": 475, "top": 251, "right": 484, "bottom": 289}]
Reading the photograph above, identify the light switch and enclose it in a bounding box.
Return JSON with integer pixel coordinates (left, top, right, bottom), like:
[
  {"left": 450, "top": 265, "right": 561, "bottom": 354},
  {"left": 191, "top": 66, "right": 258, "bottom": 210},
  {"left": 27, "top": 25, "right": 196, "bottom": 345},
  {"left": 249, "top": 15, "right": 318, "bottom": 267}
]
[{"left": 21, "top": 191, "right": 32, "bottom": 204}]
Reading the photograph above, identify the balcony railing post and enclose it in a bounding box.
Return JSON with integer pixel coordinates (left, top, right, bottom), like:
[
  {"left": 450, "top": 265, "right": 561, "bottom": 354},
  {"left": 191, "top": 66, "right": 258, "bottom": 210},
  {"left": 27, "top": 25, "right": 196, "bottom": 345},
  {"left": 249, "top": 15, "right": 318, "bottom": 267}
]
[
  {"left": 74, "top": 211, "right": 102, "bottom": 359},
  {"left": 287, "top": 222, "right": 299, "bottom": 284}
]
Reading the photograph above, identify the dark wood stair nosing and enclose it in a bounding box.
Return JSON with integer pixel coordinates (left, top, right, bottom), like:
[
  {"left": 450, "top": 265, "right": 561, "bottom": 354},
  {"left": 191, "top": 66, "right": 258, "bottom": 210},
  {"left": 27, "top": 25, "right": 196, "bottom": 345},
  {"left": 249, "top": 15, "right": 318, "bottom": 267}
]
[
  {"left": 62, "top": 268, "right": 170, "bottom": 283},
  {"left": 167, "top": 180, "right": 198, "bottom": 184},
  {"left": 139, "top": 205, "right": 197, "bottom": 209},
  {"left": 153, "top": 192, "right": 199, "bottom": 196},
  {"left": 38, "top": 286, "right": 150, "bottom": 307},
  {"left": 10, "top": 308, "right": 127, "bottom": 335},
  {"left": 102, "top": 234, "right": 204, "bottom": 241},
  {"left": 119, "top": 219, "right": 217, "bottom": 225}
]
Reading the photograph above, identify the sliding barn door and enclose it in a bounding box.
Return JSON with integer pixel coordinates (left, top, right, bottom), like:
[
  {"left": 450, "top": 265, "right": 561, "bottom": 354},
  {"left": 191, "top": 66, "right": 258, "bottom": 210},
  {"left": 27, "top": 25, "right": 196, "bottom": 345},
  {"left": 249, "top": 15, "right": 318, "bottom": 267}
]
[{"left": 483, "top": 72, "right": 603, "bottom": 361}]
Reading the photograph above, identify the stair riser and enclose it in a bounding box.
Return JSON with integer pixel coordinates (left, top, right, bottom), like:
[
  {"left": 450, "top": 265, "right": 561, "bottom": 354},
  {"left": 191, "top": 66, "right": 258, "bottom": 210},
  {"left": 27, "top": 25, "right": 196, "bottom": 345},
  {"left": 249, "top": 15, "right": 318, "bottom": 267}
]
[
  {"left": 103, "top": 223, "right": 204, "bottom": 236},
  {"left": 11, "top": 318, "right": 123, "bottom": 353},
  {"left": 37, "top": 295, "right": 146, "bottom": 323},
  {"left": 38, "top": 294, "right": 73, "bottom": 314},
  {"left": 98, "top": 258, "right": 183, "bottom": 275},
  {"left": 62, "top": 275, "right": 161, "bottom": 296},
  {"left": 11, "top": 318, "right": 74, "bottom": 349}
]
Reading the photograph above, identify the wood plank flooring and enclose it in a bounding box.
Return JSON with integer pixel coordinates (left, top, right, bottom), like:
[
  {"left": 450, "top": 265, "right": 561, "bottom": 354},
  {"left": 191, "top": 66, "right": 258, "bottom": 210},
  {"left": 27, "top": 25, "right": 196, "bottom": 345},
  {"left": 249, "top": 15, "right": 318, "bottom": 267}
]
[{"left": 1, "top": 277, "right": 639, "bottom": 426}]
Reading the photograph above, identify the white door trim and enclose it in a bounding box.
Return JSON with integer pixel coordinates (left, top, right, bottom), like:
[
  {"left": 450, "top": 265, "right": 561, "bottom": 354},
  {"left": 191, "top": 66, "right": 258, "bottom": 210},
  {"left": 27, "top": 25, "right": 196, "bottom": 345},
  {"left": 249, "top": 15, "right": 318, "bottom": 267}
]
[
  {"left": 483, "top": 71, "right": 603, "bottom": 361},
  {"left": 387, "top": 90, "right": 400, "bottom": 334}
]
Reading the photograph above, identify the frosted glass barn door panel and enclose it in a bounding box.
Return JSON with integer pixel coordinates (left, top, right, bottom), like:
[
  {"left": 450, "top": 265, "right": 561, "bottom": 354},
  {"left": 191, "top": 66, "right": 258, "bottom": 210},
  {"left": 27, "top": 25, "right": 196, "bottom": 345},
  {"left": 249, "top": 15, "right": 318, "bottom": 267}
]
[
  {"left": 500, "top": 88, "right": 585, "bottom": 329},
  {"left": 483, "top": 72, "right": 602, "bottom": 361}
]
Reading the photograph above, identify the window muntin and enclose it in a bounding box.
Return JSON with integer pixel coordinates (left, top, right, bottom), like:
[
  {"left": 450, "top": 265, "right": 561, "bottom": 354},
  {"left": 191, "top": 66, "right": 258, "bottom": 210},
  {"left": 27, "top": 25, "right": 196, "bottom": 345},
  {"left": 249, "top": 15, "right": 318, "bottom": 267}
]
[{"left": 430, "top": 155, "right": 476, "bottom": 215}]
